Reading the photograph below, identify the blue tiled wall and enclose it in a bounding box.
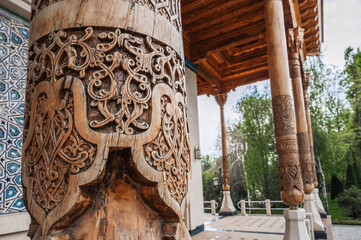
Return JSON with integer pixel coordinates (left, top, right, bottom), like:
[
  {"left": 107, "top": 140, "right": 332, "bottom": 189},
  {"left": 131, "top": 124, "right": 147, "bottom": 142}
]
[{"left": 0, "top": 8, "right": 29, "bottom": 214}]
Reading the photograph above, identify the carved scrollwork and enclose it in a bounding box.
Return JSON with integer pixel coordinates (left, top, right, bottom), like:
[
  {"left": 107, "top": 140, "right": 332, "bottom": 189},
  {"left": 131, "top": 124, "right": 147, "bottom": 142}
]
[
  {"left": 144, "top": 94, "right": 190, "bottom": 203},
  {"left": 297, "top": 132, "right": 314, "bottom": 193},
  {"left": 25, "top": 82, "right": 96, "bottom": 212},
  {"left": 26, "top": 27, "right": 186, "bottom": 136},
  {"left": 272, "top": 95, "right": 296, "bottom": 137},
  {"left": 23, "top": 27, "right": 190, "bottom": 235},
  {"left": 272, "top": 95, "right": 304, "bottom": 205}
]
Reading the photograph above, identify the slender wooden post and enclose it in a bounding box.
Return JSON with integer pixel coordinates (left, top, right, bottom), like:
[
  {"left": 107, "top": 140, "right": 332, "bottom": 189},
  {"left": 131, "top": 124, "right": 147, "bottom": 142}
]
[
  {"left": 288, "top": 27, "right": 325, "bottom": 233},
  {"left": 22, "top": 1, "right": 190, "bottom": 239},
  {"left": 288, "top": 27, "right": 314, "bottom": 194},
  {"left": 301, "top": 74, "right": 326, "bottom": 231},
  {"left": 215, "top": 92, "right": 237, "bottom": 215},
  {"left": 215, "top": 93, "right": 230, "bottom": 192},
  {"left": 265, "top": 0, "right": 304, "bottom": 208},
  {"left": 302, "top": 73, "right": 318, "bottom": 188},
  {"left": 303, "top": 73, "right": 327, "bottom": 214}
]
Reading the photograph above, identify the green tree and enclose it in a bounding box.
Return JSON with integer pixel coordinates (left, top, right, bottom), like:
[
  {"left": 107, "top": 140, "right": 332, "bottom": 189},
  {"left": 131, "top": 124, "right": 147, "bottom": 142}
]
[
  {"left": 235, "top": 85, "right": 279, "bottom": 199},
  {"left": 306, "top": 56, "right": 349, "bottom": 187},
  {"left": 202, "top": 170, "right": 222, "bottom": 204},
  {"left": 344, "top": 48, "right": 361, "bottom": 164},
  {"left": 201, "top": 155, "right": 213, "bottom": 172}
]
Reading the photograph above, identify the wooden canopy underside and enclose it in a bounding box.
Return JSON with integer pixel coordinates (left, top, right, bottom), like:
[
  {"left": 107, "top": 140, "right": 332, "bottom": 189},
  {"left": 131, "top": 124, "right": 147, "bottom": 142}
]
[{"left": 181, "top": 0, "right": 322, "bottom": 96}]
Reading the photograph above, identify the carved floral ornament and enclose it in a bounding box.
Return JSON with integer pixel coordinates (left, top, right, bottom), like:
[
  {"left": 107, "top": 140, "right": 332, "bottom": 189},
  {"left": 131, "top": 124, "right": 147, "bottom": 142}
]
[{"left": 22, "top": 27, "right": 190, "bottom": 235}]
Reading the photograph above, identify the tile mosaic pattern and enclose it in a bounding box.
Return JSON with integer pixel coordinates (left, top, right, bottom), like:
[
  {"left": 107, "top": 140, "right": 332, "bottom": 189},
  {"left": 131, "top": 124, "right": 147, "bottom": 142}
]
[{"left": 0, "top": 8, "right": 29, "bottom": 214}]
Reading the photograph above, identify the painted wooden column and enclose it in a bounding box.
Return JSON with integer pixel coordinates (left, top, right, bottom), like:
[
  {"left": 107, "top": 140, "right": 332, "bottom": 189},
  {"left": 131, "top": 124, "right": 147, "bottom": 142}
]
[
  {"left": 22, "top": 1, "right": 191, "bottom": 239},
  {"left": 265, "top": 0, "right": 304, "bottom": 208},
  {"left": 287, "top": 27, "right": 314, "bottom": 194},
  {"left": 215, "top": 92, "right": 237, "bottom": 215}
]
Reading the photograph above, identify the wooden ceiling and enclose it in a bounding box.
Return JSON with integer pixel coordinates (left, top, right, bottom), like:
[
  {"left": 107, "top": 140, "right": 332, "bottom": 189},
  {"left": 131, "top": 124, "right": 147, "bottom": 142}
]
[{"left": 181, "top": 0, "right": 322, "bottom": 96}]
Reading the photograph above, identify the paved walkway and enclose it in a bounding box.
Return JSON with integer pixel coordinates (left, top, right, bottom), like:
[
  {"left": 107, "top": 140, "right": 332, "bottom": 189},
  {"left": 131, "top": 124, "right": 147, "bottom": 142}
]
[
  {"left": 193, "top": 214, "right": 361, "bottom": 240},
  {"left": 193, "top": 215, "right": 284, "bottom": 240},
  {"left": 332, "top": 224, "right": 361, "bottom": 240}
]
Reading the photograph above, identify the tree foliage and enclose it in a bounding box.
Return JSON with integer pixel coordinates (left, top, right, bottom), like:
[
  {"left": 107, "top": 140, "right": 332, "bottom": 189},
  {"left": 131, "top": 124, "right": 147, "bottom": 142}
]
[{"left": 235, "top": 85, "right": 279, "bottom": 199}]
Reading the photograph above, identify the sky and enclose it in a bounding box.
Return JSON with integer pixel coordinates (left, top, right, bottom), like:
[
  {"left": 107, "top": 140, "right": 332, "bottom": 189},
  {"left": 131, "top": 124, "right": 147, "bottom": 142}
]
[{"left": 197, "top": 0, "right": 361, "bottom": 157}]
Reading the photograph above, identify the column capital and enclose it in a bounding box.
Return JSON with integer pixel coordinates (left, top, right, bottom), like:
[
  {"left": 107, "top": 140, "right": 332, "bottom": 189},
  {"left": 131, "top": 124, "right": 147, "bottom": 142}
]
[
  {"left": 302, "top": 72, "right": 311, "bottom": 93},
  {"left": 215, "top": 92, "right": 228, "bottom": 109},
  {"left": 287, "top": 27, "right": 305, "bottom": 54}
]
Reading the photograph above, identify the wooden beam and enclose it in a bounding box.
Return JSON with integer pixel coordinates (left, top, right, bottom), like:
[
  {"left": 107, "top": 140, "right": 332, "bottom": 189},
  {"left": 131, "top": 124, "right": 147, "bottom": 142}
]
[{"left": 191, "top": 20, "right": 265, "bottom": 61}]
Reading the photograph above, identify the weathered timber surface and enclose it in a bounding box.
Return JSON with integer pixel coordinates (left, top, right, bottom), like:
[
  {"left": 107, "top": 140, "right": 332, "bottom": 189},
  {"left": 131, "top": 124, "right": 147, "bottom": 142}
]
[{"left": 22, "top": 0, "right": 191, "bottom": 239}]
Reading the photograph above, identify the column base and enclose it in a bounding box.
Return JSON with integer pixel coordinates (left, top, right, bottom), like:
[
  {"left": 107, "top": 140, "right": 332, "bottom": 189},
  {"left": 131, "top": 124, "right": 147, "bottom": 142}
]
[
  {"left": 283, "top": 208, "right": 310, "bottom": 240},
  {"left": 219, "top": 191, "right": 237, "bottom": 216},
  {"left": 219, "top": 211, "right": 238, "bottom": 216},
  {"left": 304, "top": 193, "right": 325, "bottom": 231},
  {"left": 313, "top": 189, "right": 326, "bottom": 213},
  {"left": 314, "top": 228, "right": 328, "bottom": 239},
  {"left": 319, "top": 212, "right": 327, "bottom": 219}
]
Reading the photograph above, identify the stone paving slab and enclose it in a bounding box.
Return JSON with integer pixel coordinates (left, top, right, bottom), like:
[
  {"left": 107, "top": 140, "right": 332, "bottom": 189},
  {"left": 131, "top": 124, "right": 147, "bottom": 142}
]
[{"left": 332, "top": 224, "right": 361, "bottom": 240}]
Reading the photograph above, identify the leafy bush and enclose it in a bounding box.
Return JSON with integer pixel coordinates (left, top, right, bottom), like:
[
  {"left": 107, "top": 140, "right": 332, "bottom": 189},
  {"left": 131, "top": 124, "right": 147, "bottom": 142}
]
[{"left": 336, "top": 185, "right": 361, "bottom": 219}]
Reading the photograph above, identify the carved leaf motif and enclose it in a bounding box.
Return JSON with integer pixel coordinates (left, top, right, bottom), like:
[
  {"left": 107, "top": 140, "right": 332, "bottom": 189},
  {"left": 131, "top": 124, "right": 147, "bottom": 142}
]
[
  {"left": 144, "top": 95, "right": 190, "bottom": 204},
  {"left": 25, "top": 87, "right": 96, "bottom": 212}
]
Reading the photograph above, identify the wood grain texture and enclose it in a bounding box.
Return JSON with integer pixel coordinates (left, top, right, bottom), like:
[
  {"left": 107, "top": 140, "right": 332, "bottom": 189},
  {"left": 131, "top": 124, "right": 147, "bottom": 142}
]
[{"left": 23, "top": 1, "right": 191, "bottom": 239}]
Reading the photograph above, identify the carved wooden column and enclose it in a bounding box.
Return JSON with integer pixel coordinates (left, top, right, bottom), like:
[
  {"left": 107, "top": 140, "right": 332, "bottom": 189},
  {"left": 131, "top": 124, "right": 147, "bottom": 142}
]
[
  {"left": 288, "top": 28, "right": 325, "bottom": 234},
  {"left": 216, "top": 93, "right": 230, "bottom": 192},
  {"left": 265, "top": 1, "right": 309, "bottom": 239},
  {"left": 265, "top": 0, "right": 304, "bottom": 208},
  {"left": 22, "top": 1, "right": 190, "bottom": 239},
  {"left": 302, "top": 73, "right": 318, "bottom": 188},
  {"left": 303, "top": 73, "right": 327, "bottom": 216},
  {"left": 287, "top": 27, "right": 314, "bottom": 194},
  {"left": 215, "top": 92, "right": 236, "bottom": 215}
]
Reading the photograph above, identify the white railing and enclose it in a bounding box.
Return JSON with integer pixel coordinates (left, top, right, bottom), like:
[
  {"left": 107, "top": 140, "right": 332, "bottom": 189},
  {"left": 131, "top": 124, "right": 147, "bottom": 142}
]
[
  {"left": 237, "top": 199, "right": 287, "bottom": 216},
  {"left": 203, "top": 200, "right": 219, "bottom": 215}
]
